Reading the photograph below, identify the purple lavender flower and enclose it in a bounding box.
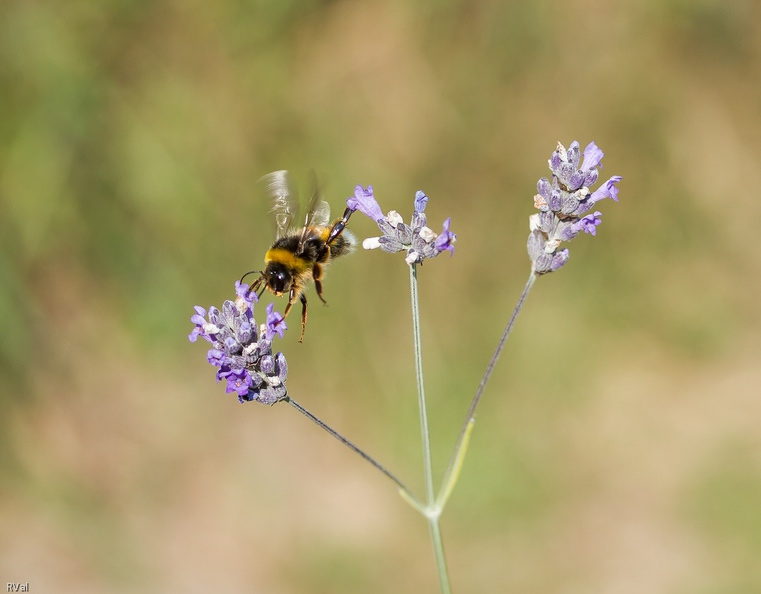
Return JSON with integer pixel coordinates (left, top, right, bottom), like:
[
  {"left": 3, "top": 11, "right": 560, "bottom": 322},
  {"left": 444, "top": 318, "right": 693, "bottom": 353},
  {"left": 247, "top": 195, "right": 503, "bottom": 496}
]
[
  {"left": 528, "top": 141, "right": 621, "bottom": 274},
  {"left": 188, "top": 306, "right": 210, "bottom": 343},
  {"left": 575, "top": 211, "right": 603, "bottom": 236},
  {"left": 413, "top": 190, "right": 429, "bottom": 213},
  {"left": 588, "top": 175, "right": 622, "bottom": 207},
  {"left": 346, "top": 185, "right": 384, "bottom": 222},
  {"left": 221, "top": 367, "right": 253, "bottom": 397},
  {"left": 581, "top": 142, "right": 604, "bottom": 173},
  {"left": 235, "top": 279, "right": 257, "bottom": 311},
  {"left": 264, "top": 302, "right": 286, "bottom": 340},
  {"left": 189, "top": 283, "right": 288, "bottom": 404},
  {"left": 347, "top": 187, "right": 457, "bottom": 265},
  {"left": 434, "top": 218, "right": 456, "bottom": 256}
]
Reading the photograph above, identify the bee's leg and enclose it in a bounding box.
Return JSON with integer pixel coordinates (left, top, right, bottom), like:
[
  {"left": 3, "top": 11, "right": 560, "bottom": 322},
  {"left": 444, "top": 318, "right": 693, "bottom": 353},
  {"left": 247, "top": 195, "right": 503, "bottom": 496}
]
[
  {"left": 298, "top": 292, "right": 308, "bottom": 343},
  {"left": 283, "top": 288, "right": 307, "bottom": 342},
  {"left": 314, "top": 279, "right": 328, "bottom": 305},
  {"left": 281, "top": 285, "right": 300, "bottom": 319},
  {"left": 326, "top": 207, "right": 355, "bottom": 244},
  {"left": 313, "top": 264, "right": 328, "bottom": 305}
]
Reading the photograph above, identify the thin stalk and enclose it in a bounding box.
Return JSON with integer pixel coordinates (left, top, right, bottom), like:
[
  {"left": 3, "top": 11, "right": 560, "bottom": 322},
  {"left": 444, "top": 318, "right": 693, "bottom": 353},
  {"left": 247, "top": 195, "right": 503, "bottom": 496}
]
[
  {"left": 410, "top": 264, "right": 435, "bottom": 505},
  {"left": 409, "top": 263, "right": 451, "bottom": 594},
  {"left": 440, "top": 269, "right": 537, "bottom": 496},
  {"left": 285, "top": 396, "right": 421, "bottom": 506},
  {"left": 427, "top": 514, "right": 450, "bottom": 594}
]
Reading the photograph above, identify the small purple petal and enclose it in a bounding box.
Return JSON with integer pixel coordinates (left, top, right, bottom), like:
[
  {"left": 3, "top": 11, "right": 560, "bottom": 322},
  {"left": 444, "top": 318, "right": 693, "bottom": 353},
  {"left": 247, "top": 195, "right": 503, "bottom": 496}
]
[
  {"left": 189, "top": 306, "right": 210, "bottom": 342},
  {"left": 538, "top": 211, "right": 554, "bottom": 233},
  {"left": 234, "top": 281, "right": 248, "bottom": 300},
  {"left": 257, "top": 385, "right": 286, "bottom": 405},
  {"left": 554, "top": 220, "right": 576, "bottom": 242},
  {"left": 346, "top": 185, "right": 384, "bottom": 221},
  {"left": 259, "top": 355, "right": 275, "bottom": 375},
  {"left": 206, "top": 349, "right": 227, "bottom": 367},
  {"left": 378, "top": 235, "right": 404, "bottom": 253},
  {"left": 583, "top": 168, "right": 599, "bottom": 188},
  {"left": 189, "top": 314, "right": 206, "bottom": 327},
  {"left": 567, "top": 170, "right": 586, "bottom": 192},
  {"left": 581, "top": 142, "right": 604, "bottom": 172},
  {"left": 527, "top": 229, "right": 546, "bottom": 263},
  {"left": 549, "top": 149, "right": 563, "bottom": 172},
  {"left": 237, "top": 319, "right": 254, "bottom": 343},
  {"left": 558, "top": 162, "right": 575, "bottom": 185},
  {"left": 567, "top": 141, "right": 581, "bottom": 167},
  {"left": 537, "top": 177, "right": 552, "bottom": 199},
  {"left": 588, "top": 175, "right": 622, "bottom": 205},
  {"left": 265, "top": 302, "right": 286, "bottom": 339},
  {"left": 414, "top": 191, "right": 429, "bottom": 213},
  {"left": 235, "top": 280, "right": 257, "bottom": 308},
  {"left": 433, "top": 217, "right": 456, "bottom": 255},
  {"left": 573, "top": 211, "right": 603, "bottom": 236},
  {"left": 607, "top": 176, "right": 622, "bottom": 201},
  {"left": 223, "top": 336, "right": 239, "bottom": 355},
  {"left": 550, "top": 249, "right": 570, "bottom": 271},
  {"left": 190, "top": 308, "right": 206, "bottom": 328},
  {"left": 548, "top": 188, "right": 563, "bottom": 212},
  {"left": 275, "top": 352, "right": 288, "bottom": 382},
  {"left": 224, "top": 369, "right": 252, "bottom": 397},
  {"left": 533, "top": 252, "right": 554, "bottom": 274}
]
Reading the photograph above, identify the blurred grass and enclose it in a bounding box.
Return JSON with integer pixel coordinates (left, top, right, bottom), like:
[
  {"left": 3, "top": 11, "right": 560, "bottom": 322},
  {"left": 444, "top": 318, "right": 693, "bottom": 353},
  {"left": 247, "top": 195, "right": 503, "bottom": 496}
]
[{"left": 2, "top": 0, "right": 761, "bottom": 592}]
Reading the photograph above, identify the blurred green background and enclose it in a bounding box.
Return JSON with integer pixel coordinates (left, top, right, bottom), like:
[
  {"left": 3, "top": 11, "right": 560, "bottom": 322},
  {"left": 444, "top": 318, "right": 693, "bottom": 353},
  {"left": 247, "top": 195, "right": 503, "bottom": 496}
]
[{"left": 2, "top": 0, "right": 760, "bottom": 592}]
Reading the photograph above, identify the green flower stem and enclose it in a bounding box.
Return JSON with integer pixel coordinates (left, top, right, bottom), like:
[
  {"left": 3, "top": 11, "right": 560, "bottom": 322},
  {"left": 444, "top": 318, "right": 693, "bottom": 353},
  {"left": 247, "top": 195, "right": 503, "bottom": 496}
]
[
  {"left": 409, "top": 263, "right": 452, "bottom": 594},
  {"left": 427, "top": 514, "right": 450, "bottom": 594},
  {"left": 285, "top": 396, "right": 421, "bottom": 507},
  {"left": 410, "top": 264, "right": 435, "bottom": 505},
  {"left": 440, "top": 269, "right": 537, "bottom": 498}
]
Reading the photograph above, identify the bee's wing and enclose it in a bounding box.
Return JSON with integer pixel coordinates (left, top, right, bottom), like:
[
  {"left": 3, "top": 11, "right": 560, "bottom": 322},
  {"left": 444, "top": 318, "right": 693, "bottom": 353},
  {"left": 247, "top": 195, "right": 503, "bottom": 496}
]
[
  {"left": 297, "top": 171, "right": 331, "bottom": 250},
  {"left": 260, "top": 170, "right": 299, "bottom": 238}
]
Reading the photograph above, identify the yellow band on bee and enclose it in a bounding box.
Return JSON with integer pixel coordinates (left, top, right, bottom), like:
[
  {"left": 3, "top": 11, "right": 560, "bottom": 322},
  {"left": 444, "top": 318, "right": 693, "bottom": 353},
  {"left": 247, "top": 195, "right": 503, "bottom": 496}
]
[
  {"left": 265, "top": 248, "right": 312, "bottom": 272},
  {"left": 315, "top": 225, "right": 332, "bottom": 242}
]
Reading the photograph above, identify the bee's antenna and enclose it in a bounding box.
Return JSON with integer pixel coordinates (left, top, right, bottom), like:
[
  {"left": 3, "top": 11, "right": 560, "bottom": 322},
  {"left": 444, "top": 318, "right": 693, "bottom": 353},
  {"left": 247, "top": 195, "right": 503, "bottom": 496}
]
[
  {"left": 240, "top": 270, "right": 264, "bottom": 297},
  {"left": 240, "top": 270, "right": 262, "bottom": 284}
]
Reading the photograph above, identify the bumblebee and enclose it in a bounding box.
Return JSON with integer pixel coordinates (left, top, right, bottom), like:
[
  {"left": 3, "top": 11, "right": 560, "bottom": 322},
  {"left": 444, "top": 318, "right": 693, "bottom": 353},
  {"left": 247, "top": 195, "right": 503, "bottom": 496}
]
[{"left": 244, "top": 171, "right": 356, "bottom": 342}]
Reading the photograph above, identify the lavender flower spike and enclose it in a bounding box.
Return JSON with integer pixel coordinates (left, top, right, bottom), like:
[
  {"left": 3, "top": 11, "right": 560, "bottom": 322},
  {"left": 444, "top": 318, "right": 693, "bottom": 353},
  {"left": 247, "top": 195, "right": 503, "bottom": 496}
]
[
  {"left": 348, "top": 187, "right": 456, "bottom": 265},
  {"left": 189, "top": 283, "right": 288, "bottom": 404},
  {"left": 528, "top": 140, "right": 621, "bottom": 274}
]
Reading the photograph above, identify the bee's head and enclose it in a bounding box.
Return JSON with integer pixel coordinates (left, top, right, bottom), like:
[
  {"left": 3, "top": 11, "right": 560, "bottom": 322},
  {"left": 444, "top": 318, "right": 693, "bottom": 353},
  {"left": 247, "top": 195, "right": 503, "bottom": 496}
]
[{"left": 265, "top": 264, "right": 291, "bottom": 295}]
